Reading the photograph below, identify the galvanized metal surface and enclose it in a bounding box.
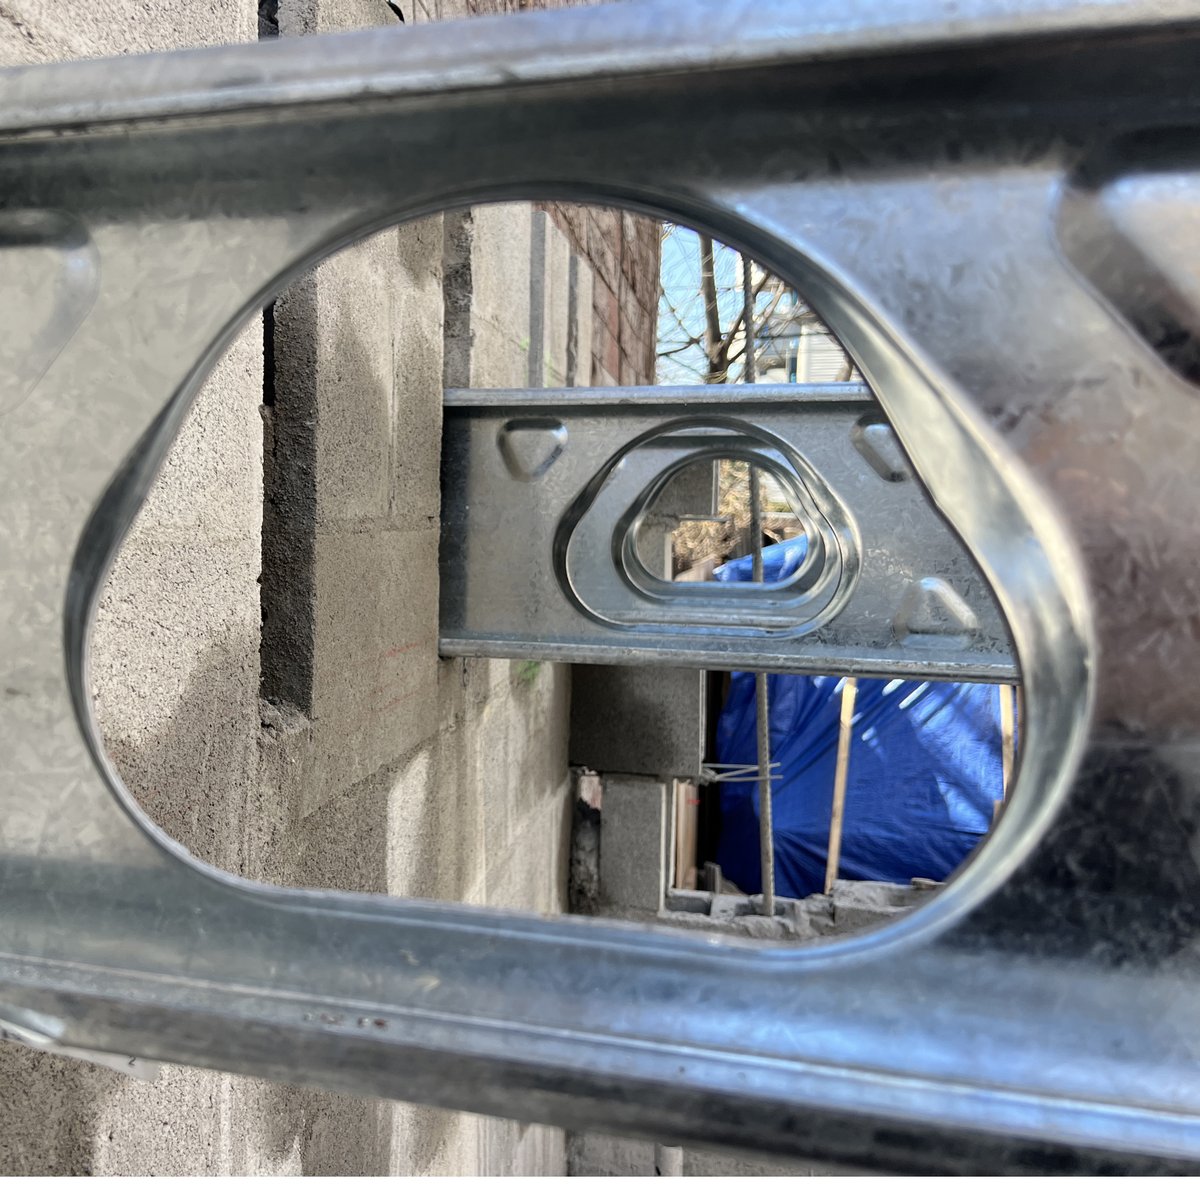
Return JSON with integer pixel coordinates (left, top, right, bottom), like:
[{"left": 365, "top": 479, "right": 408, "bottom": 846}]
[
  {"left": 441, "top": 386, "right": 1015, "bottom": 679},
  {"left": 1, "top": 0, "right": 1198, "bottom": 1174}
]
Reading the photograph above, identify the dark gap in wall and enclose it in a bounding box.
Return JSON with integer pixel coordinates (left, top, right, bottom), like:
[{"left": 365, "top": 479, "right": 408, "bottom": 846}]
[
  {"left": 262, "top": 302, "right": 277, "bottom": 410},
  {"left": 257, "top": 0, "right": 278, "bottom": 39},
  {"left": 259, "top": 276, "right": 319, "bottom": 715},
  {"left": 256, "top": 3, "right": 279, "bottom": 705},
  {"left": 256, "top": 0, "right": 278, "bottom": 673},
  {"left": 259, "top": 301, "right": 276, "bottom": 660},
  {"left": 254, "top": 1, "right": 324, "bottom": 717}
]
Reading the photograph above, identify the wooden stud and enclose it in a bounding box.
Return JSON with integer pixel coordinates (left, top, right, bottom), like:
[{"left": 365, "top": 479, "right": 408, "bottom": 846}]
[
  {"left": 824, "top": 677, "right": 858, "bottom": 894},
  {"left": 998, "top": 682, "right": 1016, "bottom": 824}
]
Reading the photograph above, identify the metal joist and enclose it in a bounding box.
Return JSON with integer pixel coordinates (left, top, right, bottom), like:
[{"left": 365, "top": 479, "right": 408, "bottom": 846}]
[
  {"left": 3, "top": 0, "right": 1200, "bottom": 1174},
  {"left": 440, "top": 385, "right": 1016, "bottom": 680}
]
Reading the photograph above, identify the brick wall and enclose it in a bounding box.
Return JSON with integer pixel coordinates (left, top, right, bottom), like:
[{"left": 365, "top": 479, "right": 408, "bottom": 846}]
[{"left": 541, "top": 203, "right": 661, "bottom": 386}]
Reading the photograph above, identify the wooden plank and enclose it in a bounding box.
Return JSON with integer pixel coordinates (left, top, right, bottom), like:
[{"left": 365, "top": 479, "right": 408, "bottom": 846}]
[
  {"left": 673, "top": 780, "right": 699, "bottom": 892},
  {"left": 997, "top": 682, "right": 1016, "bottom": 825},
  {"left": 824, "top": 677, "right": 858, "bottom": 894}
]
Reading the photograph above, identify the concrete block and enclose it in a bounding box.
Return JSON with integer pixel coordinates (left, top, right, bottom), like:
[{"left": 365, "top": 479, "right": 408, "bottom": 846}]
[
  {"left": 0, "top": 1044, "right": 118, "bottom": 1173},
  {"left": 485, "top": 788, "right": 570, "bottom": 915},
  {"left": 92, "top": 534, "right": 261, "bottom": 873},
  {"left": 455, "top": 203, "right": 533, "bottom": 389},
  {"left": 0, "top": 0, "right": 255, "bottom": 65},
  {"left": 386, "top": 739, "right": 486, "bottom": 904},
  {"left": 261, "top": 270, "right": 319, "bottom": 714},
  {"left": 279, "top": 0, "right": 387, "bottom": 35},
  {"left": 279, "top": 761, "right": 393, "bottom": 895},
  {"left": 567, "top": 1131, "right": 656, "bottom": 1177},
  {"left": 567, "top": 253, "right": 594, "bottom": 387},
  {"left": 264, "top": 216, "right": 444, "bottom": 716},
  {"left": 391, "top": 215, "right": 444, "bottom": 529},
  {"left": 634, "top": 516, "right": 673, "bottom": 579},
  {"left": 416, "top": 655, "right": 573, "bottom": 913},
  {"left": 429, "top": 731, "right": 490, "bottom": 905},
  {"left": 567, "top": 1130, "right": 864, "bottom": 1177},
  {"left": 571, "top": 666, "right": 705, "bottom": 780},
  {"left": 307, "top": 527, "right": 442, "bottom": 805},
  {"left": 379, "top": 657, "right": 571, "bottom": 913},
  {"left": 484, "top": 1121, "right": 567, "bottom": 1178},
  {"left": 528, "top": 210, "right": 549, "bottom": 387},
  {"left": 387, "top": 1102, "right": 475, "bottom": 1175},
  {"left": 655, "top": 457, "right": 718, "bottom": 520},
  {"left": 311, "top": 231, "right": 397, "bottom": 530},
  {"left": 136, "top": 323, "right": 264, "bottom": 539},
  {"left": 88, "top": 1068, "right": 304, "bottom": 1176},
  {"left": 599, "top": 775, "right": 668, "bottom": 915},
  {"left": 505, "top": 661, "right": 572, "bottom": 827},
  {"left": 252, "top": 1085, "right": 386, "bottom": 1175},
  {"left": 263, "top": 211, "right": 445, "bottom": 805},
  {"left": 529, "top": 211, "right": 571, "bottom": 387},
  {"left": 478, "top": 705, "right": 516, "bottom": 876}
]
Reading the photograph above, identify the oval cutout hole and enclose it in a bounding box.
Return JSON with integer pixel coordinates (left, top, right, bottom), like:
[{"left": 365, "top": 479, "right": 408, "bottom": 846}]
[{"left": 636, "top": 456, "right": 813, "bottom": 585}]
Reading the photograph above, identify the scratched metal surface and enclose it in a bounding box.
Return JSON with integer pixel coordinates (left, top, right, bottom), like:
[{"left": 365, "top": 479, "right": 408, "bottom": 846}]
[{"left": 0, "top": 0, "right": 1198, "bottom": 1173}]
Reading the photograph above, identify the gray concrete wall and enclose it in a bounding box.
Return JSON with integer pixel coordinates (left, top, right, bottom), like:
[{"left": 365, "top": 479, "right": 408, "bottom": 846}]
[
  {"left": 567, "top": 1132, "right": 870, "bottom": 1177},
  {"left": 0, "top": 0, "right": 588, "bottom": 1177},
  {"left": 0, "top": 0, "right": 279, "bottom": 1176}
]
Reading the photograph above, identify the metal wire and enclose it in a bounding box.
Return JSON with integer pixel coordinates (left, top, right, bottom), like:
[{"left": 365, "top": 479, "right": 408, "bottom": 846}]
[{"left": 699, "top": 762, "right": 782, "bottom": 784}]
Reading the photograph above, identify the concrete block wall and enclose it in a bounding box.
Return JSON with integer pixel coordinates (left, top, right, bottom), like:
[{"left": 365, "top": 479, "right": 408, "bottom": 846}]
[
  {"left": 570, "top": 667, "right": 705, "bottom": 781},
  {"left": 596, "top": 776, "right": 669, "bottom": 917},
  {"left": 568, "top": 1132, "right": 866, "bottom": 1177},
  {"left": 0, "top": 0, "right": 602, "bottom": 1178},
  {"left": 256, "top": 175, "right": 584, "bottom": 1170},
  {"left": 0, "top": 0, "right": 283, "bottom": 1178},
  {"left": 530, "top": 211, "right": 572, "bottom": 387}
]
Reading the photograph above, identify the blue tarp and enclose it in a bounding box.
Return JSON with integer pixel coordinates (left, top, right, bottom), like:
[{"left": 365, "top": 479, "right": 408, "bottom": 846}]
[{"left": 713, "top": 538, "right": 1003, "bottom": 898}]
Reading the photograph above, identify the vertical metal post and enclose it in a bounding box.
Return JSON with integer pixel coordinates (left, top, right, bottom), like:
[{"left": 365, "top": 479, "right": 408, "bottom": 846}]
[
  {"left": 754, "top": 660, "right": 775, "bottom": 915},
  {"left": 743, "top": 253, "right": 774, "bottom": 918},
  {"left": 825, "top": 677, "right": 858, "bottom": 894},
  {"left": 750, "top": 466, "right": 774, "bottom": 917}
]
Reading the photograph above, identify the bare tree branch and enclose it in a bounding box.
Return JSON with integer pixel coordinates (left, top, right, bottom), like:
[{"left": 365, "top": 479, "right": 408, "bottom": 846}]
[
  {"left": 659, "top": 227, "right": 849, "bottom": 387},
  {"left": 659, "top": 289, "right": 701, "bottom": 345},
  {"left": 659, "top": 338, "right": 706, "bottom": 358},
  {"left": 698, "top": 234, "right": 729, "bottom": 384}
]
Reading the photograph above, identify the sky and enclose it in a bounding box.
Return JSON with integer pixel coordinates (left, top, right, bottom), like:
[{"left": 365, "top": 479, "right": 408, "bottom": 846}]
[{"left": 656, "top": 224, "right": 753, "bottom": 385}]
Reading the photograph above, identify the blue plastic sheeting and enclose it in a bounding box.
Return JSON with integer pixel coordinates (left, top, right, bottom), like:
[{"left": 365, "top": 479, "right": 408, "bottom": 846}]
[{"left": 713, "top": 539, "right": 1003, "bottom": 899}]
